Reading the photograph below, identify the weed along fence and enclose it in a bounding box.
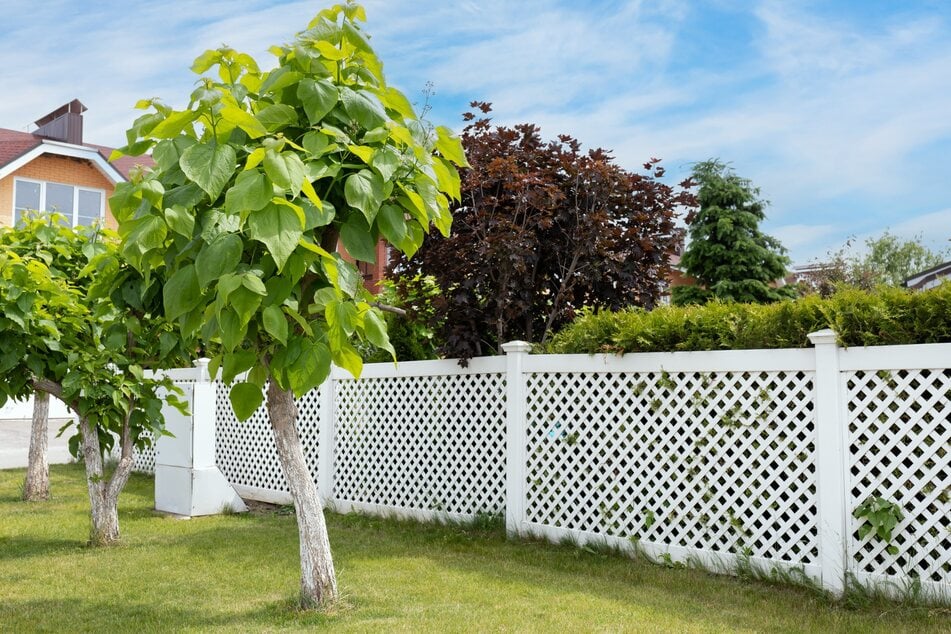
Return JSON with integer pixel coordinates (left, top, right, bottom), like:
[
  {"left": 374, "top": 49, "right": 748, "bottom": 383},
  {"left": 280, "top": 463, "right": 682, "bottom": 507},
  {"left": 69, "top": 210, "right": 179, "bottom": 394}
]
[{"left": 136, "top": 330, "right": 951, "bottom": 600}]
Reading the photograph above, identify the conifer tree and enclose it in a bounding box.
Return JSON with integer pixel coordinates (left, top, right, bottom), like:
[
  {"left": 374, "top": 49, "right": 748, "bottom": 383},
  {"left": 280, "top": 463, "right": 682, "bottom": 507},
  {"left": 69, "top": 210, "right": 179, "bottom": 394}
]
[{"left": 673, "top": 160, "right": 794, "bottom": 305}]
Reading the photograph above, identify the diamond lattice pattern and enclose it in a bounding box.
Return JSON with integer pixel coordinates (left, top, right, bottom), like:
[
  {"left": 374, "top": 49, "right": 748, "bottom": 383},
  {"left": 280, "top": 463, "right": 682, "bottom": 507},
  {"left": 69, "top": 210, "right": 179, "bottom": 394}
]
[
  {"left": 333, "top": 373, "right": 507, "bottom": 515},
  {"left": 524, "top": 371, "right": 818, "bottom": 564},
  {"left": 214, "top": 381, "right": 323, "bottom": 493},
  {"left": 846, "top": 369, "right": 951, "bottom": 583}
]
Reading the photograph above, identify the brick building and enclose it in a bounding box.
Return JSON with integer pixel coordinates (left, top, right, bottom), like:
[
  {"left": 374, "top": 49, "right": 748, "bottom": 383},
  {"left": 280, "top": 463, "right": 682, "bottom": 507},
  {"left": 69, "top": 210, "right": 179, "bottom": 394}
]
[{"left": 0, "top": 100, "right": 150, "bottom": 229}]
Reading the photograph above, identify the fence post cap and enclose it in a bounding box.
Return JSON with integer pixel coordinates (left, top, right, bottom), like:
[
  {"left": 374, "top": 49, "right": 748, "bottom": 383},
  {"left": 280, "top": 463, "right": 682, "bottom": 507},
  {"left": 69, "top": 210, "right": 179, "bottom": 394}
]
[
  {"left": 193, "top": 357, "right": 211, "bottom": 382},
  {"left": 501, "top": 341, "right": 533, "bottom": 354},
  {"left": 807, "top": 329, "right": 838, "bottom": 346}
]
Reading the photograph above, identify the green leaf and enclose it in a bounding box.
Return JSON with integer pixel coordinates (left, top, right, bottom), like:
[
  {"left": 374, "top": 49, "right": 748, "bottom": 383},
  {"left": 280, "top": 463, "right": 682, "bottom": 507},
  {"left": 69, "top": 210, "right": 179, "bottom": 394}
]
[
  {"left": 432, "top": 156, "right": 462, "bottom": 201},
  {"left": 225, "top": 170, "right": 272, "bottom": 215},
  {"left": 164, "top": 265, "right": 202, "bottom": 321},
  {"left": 364, "top": 309, "right": 395, "bottom": 357},
  {"left": 222, "top": 350, "right": 257, "bottom": 384},
  {"left": 246, "top": 203, "right": 304, "bottom": 271},
  {"left": 230, "top": 286, "right": 263, "bottom": 327},
  {"left": 332, "top": 341, "right": 363, "bottom": 378},
  {"left": 302, "top": 131, "right": 330, "bottom": 156},
  {"left": 377, "top": 203, "right": 407, "bottom": 246},
  {"left": 340, "top": 214, "right": 377, "bottom": 263},
  {"left": 164, "top": 205, "right": 195, "bottom": 238},
  {"left": 371, "top": 146, "right": 400, "bottom": 181},
  {"left": 344, "top": 169, "right": 384, "bottom": 224},
  {"left": 150, "top": 109, "right": 199, "bottom": 139},
  {"left": 255, "top": 104, "right": 299, "bottom": 131},
  {"left": 435, "top": 125, "right": 469, "bottom": 167},
  {"left": 241, "top": 272, "right": 268, "bottom": 296},
  {"left": 264, "top": 150, "right": 306, "bottom": 196},
  {"left": 229, "top": 382, "right": 263, "bottom": 421},
  {"left": 259, "top": 66, "right": 301, "bottom": 94},
  {"left": 382, "top": 86, "right": 416, "bottom": 120},
  {"left": 262, "top": 305, "right": 288, "bottom": 345},
  {"left": 285, "top": 338, "right": 331, "bottom": 397},
  {"left": 298, "top": 78, "right": 338, "bottom": 125},
  {"left": 340, "top": 87, "right": 386, "bottom": 130},
  {"left": 122, "top": 215, "right": 167, "bottom": 256},
  {"left": 220, "top": 104, "right": 268, "bottom": 139},
  {"left": 180, "top": 142, "right": 237, "bottom": 201},
  {"left": 302, "top": 199, "right": 335, "bottom": 230},
  {"left": 196, "top": 234, "right": 243, "bottom": 287},
  {"left": 348, "top": 145, "right": 375, "bottom": 165}
]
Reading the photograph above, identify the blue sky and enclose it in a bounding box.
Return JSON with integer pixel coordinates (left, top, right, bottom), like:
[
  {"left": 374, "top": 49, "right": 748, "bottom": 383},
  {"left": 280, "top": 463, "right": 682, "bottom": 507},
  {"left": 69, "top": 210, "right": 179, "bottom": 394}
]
[{"left": 1, "top": 0, "right": 949, "bottom": 264}]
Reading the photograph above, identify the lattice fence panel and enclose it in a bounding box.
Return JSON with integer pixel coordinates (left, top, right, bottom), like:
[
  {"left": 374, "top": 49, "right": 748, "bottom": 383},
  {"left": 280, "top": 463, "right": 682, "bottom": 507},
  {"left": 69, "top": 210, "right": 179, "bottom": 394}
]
[
  {"left": 132, "top": 432, "right": 155, "bottom": 474},
  {"left": 524, "top": 370, "right": 818, "bottom": 564},
  {"left": 214, "top": 381, "right": 323, "bottom": 494},
  {"left": 333, "top": 373, "right": 507, "bottom": 515},
  {"left": 846, "top": 369, "right": 951, "bottom": 584}
]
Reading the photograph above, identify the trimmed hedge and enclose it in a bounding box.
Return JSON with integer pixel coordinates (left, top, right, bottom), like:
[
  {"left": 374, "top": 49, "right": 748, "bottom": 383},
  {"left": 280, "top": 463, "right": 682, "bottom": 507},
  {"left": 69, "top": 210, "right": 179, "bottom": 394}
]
[{"left": 546, "top": 284, "right": 951, "bottom": 354}]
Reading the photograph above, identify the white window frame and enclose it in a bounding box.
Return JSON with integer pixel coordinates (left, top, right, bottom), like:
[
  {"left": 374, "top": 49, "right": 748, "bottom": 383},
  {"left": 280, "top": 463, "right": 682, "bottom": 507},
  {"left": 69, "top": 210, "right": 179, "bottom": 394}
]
[{"left": 12, "top": 177, "right": 106, "bottom": 227}]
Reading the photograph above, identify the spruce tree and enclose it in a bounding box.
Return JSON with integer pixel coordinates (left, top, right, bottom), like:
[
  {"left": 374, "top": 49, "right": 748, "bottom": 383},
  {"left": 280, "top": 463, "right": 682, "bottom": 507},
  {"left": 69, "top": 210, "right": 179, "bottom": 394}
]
[{"left": 673, "top": 160, "right": 794, "bottom": 305}]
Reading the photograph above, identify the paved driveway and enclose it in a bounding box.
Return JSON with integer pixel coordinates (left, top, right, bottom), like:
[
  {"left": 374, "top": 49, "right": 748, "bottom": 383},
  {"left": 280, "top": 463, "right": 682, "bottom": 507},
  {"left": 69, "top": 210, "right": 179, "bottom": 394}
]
[{"left": 0, "top": 418, "right": 74, "bottom": 470}]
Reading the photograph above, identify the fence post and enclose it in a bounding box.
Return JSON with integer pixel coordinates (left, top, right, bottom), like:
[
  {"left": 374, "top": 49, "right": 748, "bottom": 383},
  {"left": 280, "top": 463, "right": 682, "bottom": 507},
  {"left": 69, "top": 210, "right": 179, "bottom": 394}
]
[
  {"left": 317, "top": 374, "right": 336, "bottom": 505},
  {"left": 502, "top": 341, "right": 531, "bottom": 537},
  {"left": 808, "top": 328, "right": 848, "bottom": 596},
  {"left": 153, "top": 358, "right": 246, "bottom": 516}
]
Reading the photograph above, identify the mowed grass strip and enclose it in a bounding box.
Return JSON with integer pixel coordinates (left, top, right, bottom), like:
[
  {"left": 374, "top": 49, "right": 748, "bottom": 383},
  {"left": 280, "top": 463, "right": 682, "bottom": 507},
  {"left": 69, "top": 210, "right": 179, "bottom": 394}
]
[{"left": 0, "top": 464, "right": 947, "bottom": 633}]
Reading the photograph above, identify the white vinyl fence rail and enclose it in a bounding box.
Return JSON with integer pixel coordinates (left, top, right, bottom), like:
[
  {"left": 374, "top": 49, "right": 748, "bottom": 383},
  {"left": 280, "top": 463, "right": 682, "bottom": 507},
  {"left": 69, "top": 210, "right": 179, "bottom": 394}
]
[{"left": 135, "top": 331, "right": 951, "bottom": 599}]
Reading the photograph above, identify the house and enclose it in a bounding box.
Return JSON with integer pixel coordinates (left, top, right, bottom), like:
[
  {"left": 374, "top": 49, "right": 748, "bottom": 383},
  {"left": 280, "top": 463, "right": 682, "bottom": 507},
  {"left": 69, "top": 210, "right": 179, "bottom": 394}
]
[
  {"left": 0, "top": 99, "right": 150, "bottom": 230},
  {"left": 905, "top": 260, "right": 951, "bottom": 291}
]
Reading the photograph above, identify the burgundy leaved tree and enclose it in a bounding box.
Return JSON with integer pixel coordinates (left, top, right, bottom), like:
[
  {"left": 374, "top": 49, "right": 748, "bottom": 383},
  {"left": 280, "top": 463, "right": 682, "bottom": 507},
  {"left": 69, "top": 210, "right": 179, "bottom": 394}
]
[{"left": 391, "top": 102, "right": 697, "bottom": 359}]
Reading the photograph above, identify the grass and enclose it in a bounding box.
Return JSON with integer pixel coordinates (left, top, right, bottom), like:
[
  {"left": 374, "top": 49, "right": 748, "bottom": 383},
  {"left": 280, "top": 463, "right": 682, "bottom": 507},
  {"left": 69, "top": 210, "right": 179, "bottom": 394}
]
[{"left": 1, "top": 465, "right": 948, "bottom": 633}]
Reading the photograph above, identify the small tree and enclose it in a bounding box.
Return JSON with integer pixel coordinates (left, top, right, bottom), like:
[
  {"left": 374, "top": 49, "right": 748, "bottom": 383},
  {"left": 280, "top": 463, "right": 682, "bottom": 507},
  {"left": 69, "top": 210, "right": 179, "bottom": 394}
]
[
  {"left": 0, "top": 215, "right": 186, "bottom": 543},
  {"left": 113, "top": 2, "right": 464, "bottom": 608},
  {"left": 0, "top": 217, "right": 108, "bottom": 501},
  {"left": 392, "top": 102, "right": 695, "bottom": 359},
  {"left": 673, "top": 160, "right": 795, "bottom": 305}
]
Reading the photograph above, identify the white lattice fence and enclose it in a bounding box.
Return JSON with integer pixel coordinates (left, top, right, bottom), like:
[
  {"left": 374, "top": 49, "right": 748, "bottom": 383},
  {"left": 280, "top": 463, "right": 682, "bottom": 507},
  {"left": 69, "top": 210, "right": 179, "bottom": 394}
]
[
  {"left": 136, "top": 336, "right": 951, "bottom": 599},
  {"left": 333, "top": 359, "right": 507, "bottom": 519},
  {"left": 523, "top": 369, "right": 818, "bottom": 567},
  {"left": 843, "top": 349, "right": 951, "bottom": 593},
  {"left": 214, "top": 381, "right": 323, "bottom": 500}
]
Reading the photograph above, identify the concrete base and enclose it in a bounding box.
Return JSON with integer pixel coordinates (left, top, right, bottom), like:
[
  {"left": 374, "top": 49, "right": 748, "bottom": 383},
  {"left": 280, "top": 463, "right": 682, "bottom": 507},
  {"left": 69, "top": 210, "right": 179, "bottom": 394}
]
[{"left": 154, "top": 464, "right": 248, "bottom": 516}]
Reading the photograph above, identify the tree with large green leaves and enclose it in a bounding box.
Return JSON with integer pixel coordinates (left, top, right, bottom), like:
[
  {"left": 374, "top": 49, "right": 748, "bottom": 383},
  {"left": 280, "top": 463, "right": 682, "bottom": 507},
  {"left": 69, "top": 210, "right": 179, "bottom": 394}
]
[
  {"left": 673, "top": 160, "right": 795, "bottom": 305},
  {"left": 112, "top": 2, "right": 465, "bottom": 608},
  {"left": 0, "top": 215, "right": 187, "bottom": 543}
]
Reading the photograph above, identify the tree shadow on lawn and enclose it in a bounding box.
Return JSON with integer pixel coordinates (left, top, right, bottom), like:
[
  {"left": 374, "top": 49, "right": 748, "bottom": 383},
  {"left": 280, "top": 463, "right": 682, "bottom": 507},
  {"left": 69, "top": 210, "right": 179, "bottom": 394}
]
[
  {"left": 0, "top": 535, "right": 83, "bottom": 560},
  {"left": 4, "top": 506, "right": 949, "bottom": 632},
  {"left": 0, "top": 597, "right": 325, "bottom": 633}
]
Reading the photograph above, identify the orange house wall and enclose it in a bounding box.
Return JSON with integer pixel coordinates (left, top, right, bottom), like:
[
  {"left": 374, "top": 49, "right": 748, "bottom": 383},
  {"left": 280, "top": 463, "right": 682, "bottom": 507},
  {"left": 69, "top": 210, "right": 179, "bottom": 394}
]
[{"left": 0, "top": 154, "right": 118, "bottom": 228}]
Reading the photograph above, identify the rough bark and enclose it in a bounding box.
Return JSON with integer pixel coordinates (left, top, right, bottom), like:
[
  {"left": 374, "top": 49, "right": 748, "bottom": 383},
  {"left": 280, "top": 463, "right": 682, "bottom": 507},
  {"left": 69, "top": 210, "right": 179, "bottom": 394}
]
[
  {"left": 79, "top": 415, "right": 133, "bottom": 546},
  {"left": 22, "top": 391, "right": 51, "bottom": 501},
  {"left": 30, "top": 376, "right": 133, "bottom": 545},
  {"left": 267, "top": 380, "right": 338, "bottom": 609}
]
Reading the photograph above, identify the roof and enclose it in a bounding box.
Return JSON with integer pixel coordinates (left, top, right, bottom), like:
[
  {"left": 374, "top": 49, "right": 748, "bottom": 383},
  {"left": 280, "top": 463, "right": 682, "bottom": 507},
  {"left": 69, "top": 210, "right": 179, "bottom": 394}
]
[
  {"left": 904, "top": 260, "right": 951, "bottom": 290},
  {"left": 0, "top": 127, "right": 153, "bottom": 181}
]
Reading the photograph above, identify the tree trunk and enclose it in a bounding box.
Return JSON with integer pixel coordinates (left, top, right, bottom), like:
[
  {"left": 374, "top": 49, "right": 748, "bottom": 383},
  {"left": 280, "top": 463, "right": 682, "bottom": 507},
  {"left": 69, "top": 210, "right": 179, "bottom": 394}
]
[
  {"left": 22, "top": 391, "right": 50, "bottom": 501},
  {"left": 79, "top": 415, "right": 133, "bottom": 546},
  {"left": 30, "top": 377, "right": 134, "bottom": 545},
  {"left": 267, "top": 380, "right": 338, "bottom": 609}
]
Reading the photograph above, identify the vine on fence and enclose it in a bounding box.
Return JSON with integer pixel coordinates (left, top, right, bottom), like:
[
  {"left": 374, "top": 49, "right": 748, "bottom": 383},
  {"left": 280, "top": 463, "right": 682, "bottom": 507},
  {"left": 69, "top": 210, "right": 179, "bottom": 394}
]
[{"left": 853, "top": 496, "right": 904, "bottom": 555}]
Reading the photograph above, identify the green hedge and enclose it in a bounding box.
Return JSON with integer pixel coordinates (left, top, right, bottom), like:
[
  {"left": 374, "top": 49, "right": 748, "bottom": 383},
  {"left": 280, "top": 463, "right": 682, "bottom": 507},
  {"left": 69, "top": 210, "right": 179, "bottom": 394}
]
[{"left": 545, "top": 284, "right": 951, "bottom": 354}]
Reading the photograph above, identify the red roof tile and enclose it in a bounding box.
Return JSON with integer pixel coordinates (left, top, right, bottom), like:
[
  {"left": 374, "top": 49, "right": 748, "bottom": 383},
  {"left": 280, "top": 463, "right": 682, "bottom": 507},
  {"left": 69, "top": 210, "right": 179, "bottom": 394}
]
[{"left": 0, "top": 128, "right": 42, "bottom": 169}]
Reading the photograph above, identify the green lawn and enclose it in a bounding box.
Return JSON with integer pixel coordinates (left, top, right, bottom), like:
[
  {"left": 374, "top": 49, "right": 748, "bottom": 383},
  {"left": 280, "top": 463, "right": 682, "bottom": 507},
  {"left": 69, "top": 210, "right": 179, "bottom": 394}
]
[{"left": 1, "top": 465, "right": 947, "bottom": 633}]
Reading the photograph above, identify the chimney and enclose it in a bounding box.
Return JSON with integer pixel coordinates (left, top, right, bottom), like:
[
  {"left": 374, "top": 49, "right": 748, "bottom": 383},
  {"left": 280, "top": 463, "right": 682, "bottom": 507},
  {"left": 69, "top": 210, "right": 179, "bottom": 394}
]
[{"left": 33, "top": 99, "right": 86, "bottom": 145}]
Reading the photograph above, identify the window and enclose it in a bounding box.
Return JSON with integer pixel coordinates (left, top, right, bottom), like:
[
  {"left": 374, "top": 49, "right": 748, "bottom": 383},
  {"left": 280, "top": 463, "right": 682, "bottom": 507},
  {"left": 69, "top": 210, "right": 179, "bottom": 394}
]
[{"left": 13, "top": 178, "right": 104, "bottom": 227}]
